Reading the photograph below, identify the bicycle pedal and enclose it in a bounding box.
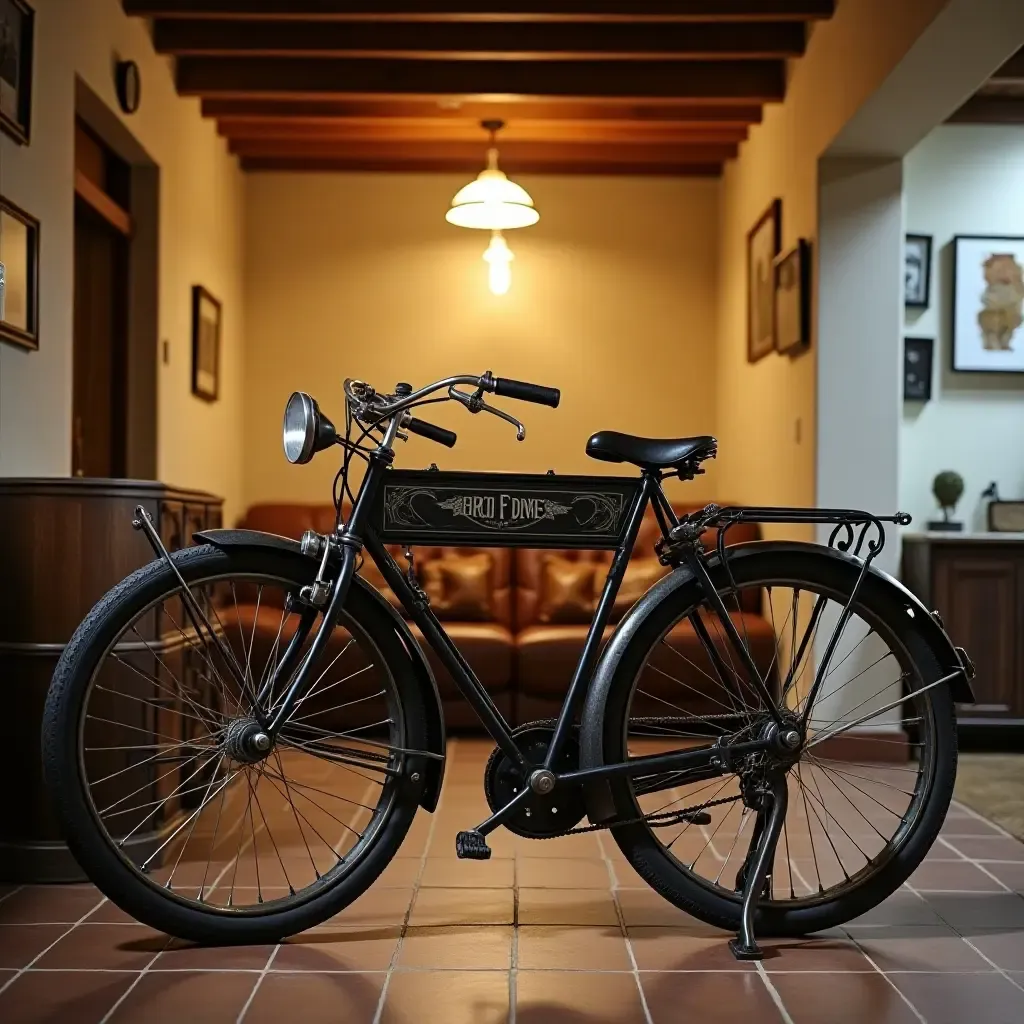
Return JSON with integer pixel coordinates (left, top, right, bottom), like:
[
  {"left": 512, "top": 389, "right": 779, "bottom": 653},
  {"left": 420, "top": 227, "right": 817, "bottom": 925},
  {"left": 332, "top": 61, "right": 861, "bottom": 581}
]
[{"left": 455, "top": 830, "right": 492, "bottom": 860}]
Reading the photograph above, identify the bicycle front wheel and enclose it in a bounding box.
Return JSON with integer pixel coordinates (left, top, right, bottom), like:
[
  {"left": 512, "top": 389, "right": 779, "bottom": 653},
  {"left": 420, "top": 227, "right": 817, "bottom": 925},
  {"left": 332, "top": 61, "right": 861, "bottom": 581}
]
[
  {"left": 589, "top": 544, "right": 957, "bottom": 937},
  {"left": 43, "top": 543, "right": 428, "bottom": 944}
]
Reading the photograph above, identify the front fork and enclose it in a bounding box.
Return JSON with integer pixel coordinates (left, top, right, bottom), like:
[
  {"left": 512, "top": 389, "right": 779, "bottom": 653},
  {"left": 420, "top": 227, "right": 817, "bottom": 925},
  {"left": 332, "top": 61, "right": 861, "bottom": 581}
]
[{"left": 262, "top": 439, "right": 396, "bottom": 739}]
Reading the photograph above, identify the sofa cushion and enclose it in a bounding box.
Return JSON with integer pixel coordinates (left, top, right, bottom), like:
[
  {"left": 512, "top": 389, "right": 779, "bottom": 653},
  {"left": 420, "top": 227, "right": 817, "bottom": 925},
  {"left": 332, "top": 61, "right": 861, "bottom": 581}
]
[
  {"left": 237, "top": 504, "right": 512, "bottom": 627},
  {"left": 537, "top": 555, "right": 599, "bottom": 624},
  {"left": 516, "top": 610, "right": 776, "bottom": 707},
  {"left": 515, "top": 501, "right": 761, "bottom": 630},
  {"left": 408, "top": 622, "right": 513, "bottom": 701},
  {"left": 422, "top": 552, "right": 495, "bottom": 622}
]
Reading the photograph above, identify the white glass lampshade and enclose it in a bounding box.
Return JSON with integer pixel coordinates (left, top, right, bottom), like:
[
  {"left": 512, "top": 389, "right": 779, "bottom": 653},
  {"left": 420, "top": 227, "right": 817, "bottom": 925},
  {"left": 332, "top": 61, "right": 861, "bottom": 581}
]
[{"left": 446, "top": 148, "right": 539, "bottom": 231}]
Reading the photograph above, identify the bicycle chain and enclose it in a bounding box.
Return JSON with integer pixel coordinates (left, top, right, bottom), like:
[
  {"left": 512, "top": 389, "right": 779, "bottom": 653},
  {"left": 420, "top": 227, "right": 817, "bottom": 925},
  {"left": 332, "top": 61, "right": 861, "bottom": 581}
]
[{"left": 536, "top": 793, "right": 744, "bottom": 839}]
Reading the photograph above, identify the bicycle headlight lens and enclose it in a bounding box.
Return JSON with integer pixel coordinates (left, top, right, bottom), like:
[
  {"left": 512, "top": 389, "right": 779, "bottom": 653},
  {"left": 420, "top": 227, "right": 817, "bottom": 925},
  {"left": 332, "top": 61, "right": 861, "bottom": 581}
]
[{"left": 283, "top": 391, "right": 318, "bottom": 465}]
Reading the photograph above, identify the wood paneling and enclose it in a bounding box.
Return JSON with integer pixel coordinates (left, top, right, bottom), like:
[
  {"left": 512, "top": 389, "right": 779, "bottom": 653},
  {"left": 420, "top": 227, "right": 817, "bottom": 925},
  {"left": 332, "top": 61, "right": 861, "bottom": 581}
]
[
  {"left": 0, "top": 479, "right": 223, "bottom": 882},
  {"left": 123, "top": 0, "right": 834, "bottom": 175},
  {"left": 902, "top": 535, "right": 1024, "bottom": 745}
]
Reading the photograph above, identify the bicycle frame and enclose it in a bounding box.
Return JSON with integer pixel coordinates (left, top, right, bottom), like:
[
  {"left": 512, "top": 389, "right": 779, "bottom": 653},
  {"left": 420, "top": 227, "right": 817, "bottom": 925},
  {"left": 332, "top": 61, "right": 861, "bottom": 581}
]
[{"left": 251, "top": 440, "right": 794, "bottom": 840}]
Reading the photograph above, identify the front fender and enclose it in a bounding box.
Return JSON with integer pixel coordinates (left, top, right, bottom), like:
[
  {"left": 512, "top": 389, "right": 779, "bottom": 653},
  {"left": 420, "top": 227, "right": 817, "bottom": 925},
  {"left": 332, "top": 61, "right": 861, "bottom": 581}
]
[
  {"left": 579, "top": 540, "right": 974, "bottom": 824},
  {"left": 194, "top": 528, "right": 447, "bottom": 811}
]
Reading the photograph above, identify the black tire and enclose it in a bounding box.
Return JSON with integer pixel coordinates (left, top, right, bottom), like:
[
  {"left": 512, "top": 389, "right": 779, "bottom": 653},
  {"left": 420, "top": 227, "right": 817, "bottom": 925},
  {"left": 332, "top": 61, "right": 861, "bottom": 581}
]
[
  {"left": 42, "top": 543, "right": 428, "bottom": 944},
  {"left": 588, "top": 545, "right": 958, "bottom": 937}
]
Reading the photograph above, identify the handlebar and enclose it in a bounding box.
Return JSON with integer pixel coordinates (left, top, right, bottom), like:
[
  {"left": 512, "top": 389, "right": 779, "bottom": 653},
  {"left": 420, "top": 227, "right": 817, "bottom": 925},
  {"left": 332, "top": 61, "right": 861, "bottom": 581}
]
[
  {"left": 406, "top": 416, "right": 457, "bottom": 449},
  {"left": 492, "top": 377, "right": 561, "bottom": 409},
  {"left": 342, "top": 370, "right": 558, "bottom": 446}
]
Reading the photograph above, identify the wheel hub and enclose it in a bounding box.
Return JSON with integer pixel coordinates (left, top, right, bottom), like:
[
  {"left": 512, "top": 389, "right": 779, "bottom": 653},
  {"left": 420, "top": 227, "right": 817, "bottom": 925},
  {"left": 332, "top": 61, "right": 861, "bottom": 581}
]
[{"left": 222, "top": 717, "right": 273, "bottom": 764}]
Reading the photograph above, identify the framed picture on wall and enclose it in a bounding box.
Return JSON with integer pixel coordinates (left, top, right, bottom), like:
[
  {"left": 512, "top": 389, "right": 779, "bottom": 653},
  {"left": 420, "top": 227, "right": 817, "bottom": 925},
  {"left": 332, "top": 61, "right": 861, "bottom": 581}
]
[
  {"left": 952, "top": 235, "right": 1024, "bottom": 373},
  {"left": 773, "top": 238, "right": 811, "bottom": 355},
  {"left": 903, "top": 337, "right": 933, "bottom": 401},
  {"left": 747, "top": 198, "right": 781, "bottom": 363},
  {"left": 904, "top": 234, "right": 932, "bottom": 309},
  {"left": 191, "top": 285, "right": 222, "bottom": 402},
  {"left": 0, "top": 0, "right": 34, "bottom": 145},
  {"left": 0, "top": 194, "right": 39, "bottom": 350}
]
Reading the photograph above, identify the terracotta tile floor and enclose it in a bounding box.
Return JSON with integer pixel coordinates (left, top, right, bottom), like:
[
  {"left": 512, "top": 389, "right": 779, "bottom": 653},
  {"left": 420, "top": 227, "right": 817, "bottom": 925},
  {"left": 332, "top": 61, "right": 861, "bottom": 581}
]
[{"left": 4, "top": 739, "right": 1024, "bottom": 1022}]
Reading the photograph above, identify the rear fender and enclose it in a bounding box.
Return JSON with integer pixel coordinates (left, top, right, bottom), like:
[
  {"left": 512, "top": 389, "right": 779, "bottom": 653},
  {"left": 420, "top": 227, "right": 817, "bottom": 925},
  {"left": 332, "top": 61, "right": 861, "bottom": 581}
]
[
  {"left": 579, "top": 540, "right": 974, "bottom": 824},
  {"left": 194, "top": 528, "right": 446, "bottom": 811}
]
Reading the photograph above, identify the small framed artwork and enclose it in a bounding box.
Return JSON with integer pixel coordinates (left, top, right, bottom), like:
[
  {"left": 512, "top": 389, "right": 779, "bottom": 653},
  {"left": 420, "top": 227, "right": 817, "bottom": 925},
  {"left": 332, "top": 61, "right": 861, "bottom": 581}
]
[
  {"left": 903, "top": 336, "right": 934, "bottom": 401},
  {"left": 0, "top": 194, "right": 39, "bottom": 350},
  {"left": 952, "top": 235, "right": 1024, "bottom": 372},
  {"left": 904, "top": 234, "right": 932, "bottom": 309},
  {"left": 774, "top": 238, "right": 811, "bottom": 355},
  {"left": 191, "top": 285, "right": 222, "bottom": 402},
  {"left": 0, "top": 0, "right": 34, "bottom": 145},
  {"left": 747, "top": 198, "right": 781, "bottom": 363}
]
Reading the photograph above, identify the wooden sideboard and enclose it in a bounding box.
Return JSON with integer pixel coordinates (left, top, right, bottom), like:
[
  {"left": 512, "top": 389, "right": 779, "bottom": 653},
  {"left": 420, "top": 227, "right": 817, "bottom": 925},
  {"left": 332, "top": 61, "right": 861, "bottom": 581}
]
[
  {"left": 0, "top": 478, "right": 223, "bottom": 882},
  {"left": 902, "top": 532, "right": 1024, "bottom": 747}
]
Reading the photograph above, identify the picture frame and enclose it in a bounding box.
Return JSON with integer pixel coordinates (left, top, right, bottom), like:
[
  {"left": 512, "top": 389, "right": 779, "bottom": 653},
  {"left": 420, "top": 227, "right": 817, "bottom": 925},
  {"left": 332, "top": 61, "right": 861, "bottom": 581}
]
[
  {"left": 904, "top": 233, "right": 932, "bottom": 310},
  {"left": 952, "top": 234, "right": 1024, "bottom": 373},
  {"left": 0, "top": 194, "right": 39, "bottom": 351},
  {"left": 0, "top": 0, "right": 34, "bottom": 145},
  {"left": 773, "top": 238, "right": 811, "bottom": 355},
  {"left": 988, "top": 500, "right": 1024, "bottom": 533},
  {"left": 191, "top": 285, "right": 222, "bottom": 402},
  {"left": 747, "top": 198, "right": 781, "bottom": 363},
  {"left": 903, "top": 336, "right": 934, "bottom": 401}
]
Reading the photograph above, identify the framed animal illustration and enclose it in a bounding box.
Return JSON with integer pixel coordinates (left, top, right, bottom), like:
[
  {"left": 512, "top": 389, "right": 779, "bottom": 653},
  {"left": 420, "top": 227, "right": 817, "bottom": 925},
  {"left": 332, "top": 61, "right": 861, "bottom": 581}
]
[{"left": 952, "top": 235, "right": 1024, "bottom": 373}]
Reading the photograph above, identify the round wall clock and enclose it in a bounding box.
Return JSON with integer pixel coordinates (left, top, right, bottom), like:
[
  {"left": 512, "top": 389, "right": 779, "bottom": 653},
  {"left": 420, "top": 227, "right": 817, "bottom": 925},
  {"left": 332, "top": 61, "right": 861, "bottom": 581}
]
[{"left": 115, "top": 60, "right": 141, "bottom": 115}]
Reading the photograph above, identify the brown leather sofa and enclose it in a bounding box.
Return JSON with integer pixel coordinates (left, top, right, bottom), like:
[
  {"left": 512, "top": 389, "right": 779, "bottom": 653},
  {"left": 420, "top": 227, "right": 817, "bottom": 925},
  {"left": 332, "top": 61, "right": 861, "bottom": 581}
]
[{"left": 233, "top": 501, "right": 773, "bottom": 728}]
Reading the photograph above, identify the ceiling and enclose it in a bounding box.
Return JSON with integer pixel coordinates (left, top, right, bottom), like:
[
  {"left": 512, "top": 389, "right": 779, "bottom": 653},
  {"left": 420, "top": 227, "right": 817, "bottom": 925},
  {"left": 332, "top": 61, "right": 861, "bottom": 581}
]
[
  {"left": 948, "top": 46, "right": 1024, "bottom": 124},
  {"left": 123, "top": 1, "right": 837, "bottom": 176}
]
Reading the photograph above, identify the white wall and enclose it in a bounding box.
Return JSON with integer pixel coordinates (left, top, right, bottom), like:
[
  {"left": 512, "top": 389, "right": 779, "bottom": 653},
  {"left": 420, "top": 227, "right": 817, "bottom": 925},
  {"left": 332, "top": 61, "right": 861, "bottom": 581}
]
[
  {"left": 901, "top": 124, "right": 1024, "bottom": 531},
  {"left": 715, "top": 0, "right": 1024, "bottom": 543},
  {"left": 0, "top": 0, "right": 247, "bottom": 521},
  {"left": 243, "top": 172, "right": 721, "bottom": 510}
]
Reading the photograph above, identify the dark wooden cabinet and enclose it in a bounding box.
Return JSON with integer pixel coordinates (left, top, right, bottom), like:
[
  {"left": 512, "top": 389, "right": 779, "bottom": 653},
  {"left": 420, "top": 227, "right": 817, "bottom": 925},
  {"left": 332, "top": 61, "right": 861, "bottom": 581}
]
[
  {"left": 0, "top": 479, "right": 223, "bottom": 882},
  {"left": 902, "top": 534, "right": 1024, "bottom": 743}
]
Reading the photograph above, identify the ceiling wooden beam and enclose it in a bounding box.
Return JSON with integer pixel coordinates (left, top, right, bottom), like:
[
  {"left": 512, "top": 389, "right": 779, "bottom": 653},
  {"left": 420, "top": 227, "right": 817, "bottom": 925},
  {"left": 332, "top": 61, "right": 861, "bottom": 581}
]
[
  {"left": 946, "top": 94, "right": 1024, "bottom": 124},
  {"left": 227, "top": 135, "right": 738, "bottom": 165},
  {"left": 127, "top": 1, "right": 834, "bottom": 23},
  {"left": 177, "top": 57, "right": 786, "bottom": 102},
  {"left": 240, "top": 154, "right": 724, "bottom": 174},
  {"left": 216, "top": 115, "right": 749, "bottom": 143},
  {"left": 201, "top": 96, "right": 764, "bottom": 123},
  {"left": 153, "top": 19, "right": 806, "bottom": 60}
]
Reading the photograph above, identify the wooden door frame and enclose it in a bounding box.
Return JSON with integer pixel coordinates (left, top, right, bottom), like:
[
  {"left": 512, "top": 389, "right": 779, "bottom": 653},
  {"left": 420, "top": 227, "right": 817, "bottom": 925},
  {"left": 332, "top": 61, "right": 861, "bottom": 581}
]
[{"left": 74, "top": 79, "right": 159, "bottom": 480}]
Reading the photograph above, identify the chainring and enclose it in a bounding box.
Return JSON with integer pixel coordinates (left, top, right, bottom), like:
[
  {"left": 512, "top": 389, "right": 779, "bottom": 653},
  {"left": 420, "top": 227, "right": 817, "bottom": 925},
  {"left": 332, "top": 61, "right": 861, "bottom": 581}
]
[{"left": 483, "top": 721, "right": 588, "bottom": 838}]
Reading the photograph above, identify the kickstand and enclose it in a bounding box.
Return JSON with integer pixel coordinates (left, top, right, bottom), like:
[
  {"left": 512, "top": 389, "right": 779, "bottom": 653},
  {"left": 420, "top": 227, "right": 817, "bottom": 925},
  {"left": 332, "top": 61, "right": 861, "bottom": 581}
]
[{"left": 729, "top": 772, "right": 789, "bottom": 961}]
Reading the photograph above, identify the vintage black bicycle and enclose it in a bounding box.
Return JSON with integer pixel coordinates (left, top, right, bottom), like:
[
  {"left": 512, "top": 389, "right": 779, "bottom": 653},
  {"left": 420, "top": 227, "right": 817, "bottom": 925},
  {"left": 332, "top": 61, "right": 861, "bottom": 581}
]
[{"left": 42, "top": 371, "right": 975, "bottom": 959}]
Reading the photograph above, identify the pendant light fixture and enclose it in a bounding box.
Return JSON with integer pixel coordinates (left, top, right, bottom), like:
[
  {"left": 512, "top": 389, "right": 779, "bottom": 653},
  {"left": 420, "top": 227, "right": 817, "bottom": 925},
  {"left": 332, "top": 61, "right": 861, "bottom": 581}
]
[{"left": 446, "top": 120, "right": 538, "bottom": 294}]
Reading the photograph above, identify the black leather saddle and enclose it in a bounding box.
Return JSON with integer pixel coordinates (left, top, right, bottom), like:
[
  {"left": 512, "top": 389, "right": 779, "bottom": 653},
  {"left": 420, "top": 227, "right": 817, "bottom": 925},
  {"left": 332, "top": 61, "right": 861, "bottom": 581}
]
[{"left": 585, "top": 431, "right": 718, "bottom": 473}]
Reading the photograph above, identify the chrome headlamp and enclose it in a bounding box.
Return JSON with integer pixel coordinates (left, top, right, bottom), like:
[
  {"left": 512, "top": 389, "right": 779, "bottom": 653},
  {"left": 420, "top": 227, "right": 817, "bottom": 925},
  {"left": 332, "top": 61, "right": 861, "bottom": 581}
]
[{"left": 282, "top": 391, "right": 337, "bottom": 465}]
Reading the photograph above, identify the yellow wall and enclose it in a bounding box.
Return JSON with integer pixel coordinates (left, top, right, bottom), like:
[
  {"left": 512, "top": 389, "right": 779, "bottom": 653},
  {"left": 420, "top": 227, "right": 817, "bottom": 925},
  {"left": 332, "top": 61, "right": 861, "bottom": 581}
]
[
  {"left": 243, "top": 172, "right": 721, "bottom": 513},
  {"left": 0, "top": 0, "right": 246, "bottom": 521},
  {"left": 714, "top": 0, "right": 950, "bottom": 525}
]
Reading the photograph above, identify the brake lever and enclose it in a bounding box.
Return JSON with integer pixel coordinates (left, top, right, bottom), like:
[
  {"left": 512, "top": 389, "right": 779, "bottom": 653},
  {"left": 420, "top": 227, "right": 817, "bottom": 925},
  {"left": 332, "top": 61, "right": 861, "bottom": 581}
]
[{"left": 448, "top": 385, "right": 526, "bottom": 441}]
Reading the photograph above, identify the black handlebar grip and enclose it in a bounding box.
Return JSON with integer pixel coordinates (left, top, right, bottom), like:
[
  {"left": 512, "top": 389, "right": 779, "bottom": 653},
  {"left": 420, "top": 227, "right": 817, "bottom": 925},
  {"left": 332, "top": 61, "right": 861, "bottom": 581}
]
[
  {"left": 407, "top": 417, "right": 457, "bottom": 448},
  {"left": 493, "top": 377, "right": 561, "bottom": 408}
]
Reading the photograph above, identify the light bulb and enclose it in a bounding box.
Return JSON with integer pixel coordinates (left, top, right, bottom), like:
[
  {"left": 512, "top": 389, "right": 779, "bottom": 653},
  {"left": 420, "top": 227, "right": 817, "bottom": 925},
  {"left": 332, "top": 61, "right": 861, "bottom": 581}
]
[{"left": 483, "top": 231, "right": 513, "bottom": 295}]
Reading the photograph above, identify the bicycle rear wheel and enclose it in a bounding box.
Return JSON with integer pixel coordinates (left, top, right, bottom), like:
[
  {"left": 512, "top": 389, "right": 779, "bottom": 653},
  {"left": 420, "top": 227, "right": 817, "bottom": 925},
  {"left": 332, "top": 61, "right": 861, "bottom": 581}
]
[
  {"left": 43, "top": 543, "right": 428, "bottom": 944},
  {"left": 588, "top": 545, "right": 957, "bottom": 936}
]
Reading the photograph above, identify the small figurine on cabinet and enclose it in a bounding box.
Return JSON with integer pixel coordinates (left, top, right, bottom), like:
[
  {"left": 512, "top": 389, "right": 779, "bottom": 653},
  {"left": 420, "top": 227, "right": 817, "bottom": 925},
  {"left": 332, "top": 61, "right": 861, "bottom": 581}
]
[{"left": 929, "top": 471, "right": 965, "bottom": 532}]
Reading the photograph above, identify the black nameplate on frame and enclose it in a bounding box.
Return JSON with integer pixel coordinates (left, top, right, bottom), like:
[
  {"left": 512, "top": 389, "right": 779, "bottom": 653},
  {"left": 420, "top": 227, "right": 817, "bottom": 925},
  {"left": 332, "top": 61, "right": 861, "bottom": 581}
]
[{"left": 371, "top": 470, "right": 642, "bottom": 549}]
